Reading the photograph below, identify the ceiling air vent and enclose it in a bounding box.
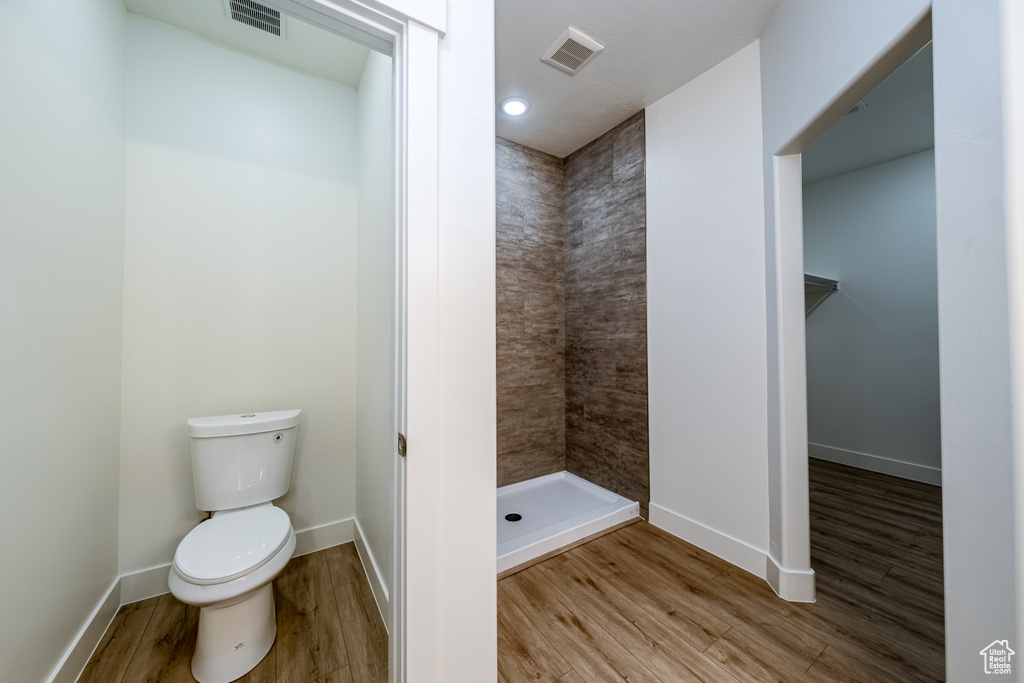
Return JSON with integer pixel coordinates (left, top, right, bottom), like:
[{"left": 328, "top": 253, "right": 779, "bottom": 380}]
[
  {"left": 223, "top": 0, "right": 286, "bottom": 38},
  {"left": 542, "top": 27, "right": 604, "bottom": 75}
]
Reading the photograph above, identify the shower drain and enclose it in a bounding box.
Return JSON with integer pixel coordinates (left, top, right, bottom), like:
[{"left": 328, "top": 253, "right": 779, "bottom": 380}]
[{"left": 505, "top": 513, "right": 522, "bottom": 522}]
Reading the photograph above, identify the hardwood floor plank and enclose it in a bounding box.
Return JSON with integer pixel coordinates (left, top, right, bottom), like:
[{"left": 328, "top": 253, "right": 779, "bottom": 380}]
[
  {"left": 119, "top": 593, "right": 199, "bottom": 683},
  {"left": 719, "top": 567, "right": 943, "bottom": 682},
  {"left": 810, "top": 543, "right": 892, "bottom": 583},
  {"left": 566, "top": 547, "right": 724, "bottom": 651},
  {"left": 805, "top": 644, "right": 921, "bottom": 683},
  {"left": 275, "top": 553, "right": 349, "bottom": 682},
  {"left": 497, "top": 461, "right": 943, "bottom": 683},
  {"left": 626, "top": 521, "right": 733, "bottom": 579},
  {"left": 500, "top": 569, "right": 661, "bottom": 683},
  {"left": 703, "top": 626, "right": 818, "bottom": 683},
  {"left": 497, "top": 614, "right": 562, "bottom": 683},
  {"left": 237, "top": 644, "right": 275, "bottom": 683},
  {"left": 701, "top": 576, "right": 827, "bottom": 671},
  {"left": 883, "top": 560, "right": 944, "bottom": 599},
  {"left": 335, "top": 578, "right": 388, "bottom": 683},
  {"left": 79, "top": 603, "right": 156, "bottom": 683},
  {"left": 324, "top": 542, "right": 363, "bottom": 588},
  {"left": 314, "top": 665, "right": 355, "bottom": 683},
  {"left": 81, "top": 546, "right": 386, "bottom": 683},
  {"left": 541, "top": 559, "right": 739, "bottom": 682},
  {"left": 558, "top": 671, "right": 586, "bottom": 683},
  {"left": 814, "top": 570, "right": 944, "bottom": 647},
  {"left": 497, "top": 585, "right": 572, "bottom": 678},
  {"left": 582, "top": 531, "right": 738, "bottom": 635}
]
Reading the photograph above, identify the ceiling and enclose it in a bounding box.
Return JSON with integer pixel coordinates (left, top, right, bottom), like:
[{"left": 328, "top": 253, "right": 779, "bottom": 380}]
[
  {"left": 803, "top": 43, "right": 934, "bottom": 184},
  {"left": 496, "top": 0, "right": 782, "bottom": 158},
  {"left": 124, "top": 0, "right": 369, "bottom": 88}
]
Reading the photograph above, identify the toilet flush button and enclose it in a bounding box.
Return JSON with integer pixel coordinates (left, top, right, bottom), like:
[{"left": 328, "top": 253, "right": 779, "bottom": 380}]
[{"left": 273, "top": 433, "right": 283, "bottom": 442}]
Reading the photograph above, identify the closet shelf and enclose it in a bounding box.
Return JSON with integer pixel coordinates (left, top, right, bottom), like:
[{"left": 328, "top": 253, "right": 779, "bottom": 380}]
[{"left": 805, "top": 274, "right": 838, "bottom": 317}]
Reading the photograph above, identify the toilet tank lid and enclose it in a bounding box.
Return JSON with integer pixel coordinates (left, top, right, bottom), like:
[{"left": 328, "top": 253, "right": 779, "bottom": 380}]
[{"left": 187, "top": 409, "right": 301, "bottom": 438}]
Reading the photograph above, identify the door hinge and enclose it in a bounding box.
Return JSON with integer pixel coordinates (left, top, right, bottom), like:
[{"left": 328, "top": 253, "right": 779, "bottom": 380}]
[{"left": 397, "top": 432, "right": 407, "bottom": 458}]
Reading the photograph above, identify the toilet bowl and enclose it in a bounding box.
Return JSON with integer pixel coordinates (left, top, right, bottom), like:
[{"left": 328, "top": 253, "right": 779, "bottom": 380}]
[
  {"left": 169, "top": 504, "right": 296, "bottom": 683},
  {"left": 169, "top": 409, "right": 302, "bottom": 683}
]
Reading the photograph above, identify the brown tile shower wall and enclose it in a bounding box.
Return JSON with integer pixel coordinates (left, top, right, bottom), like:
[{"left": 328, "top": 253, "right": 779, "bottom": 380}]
[
  {"left": 563, "top": 111, "right": 649, "bottom": 513},
  {"left": 495, "top": 138, "right": 566, "bottom": 487}
]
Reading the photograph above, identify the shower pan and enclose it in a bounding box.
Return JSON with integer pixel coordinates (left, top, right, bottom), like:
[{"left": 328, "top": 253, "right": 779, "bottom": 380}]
[{"left": 496, "top": 471, "right": 639, "bottom": 576}]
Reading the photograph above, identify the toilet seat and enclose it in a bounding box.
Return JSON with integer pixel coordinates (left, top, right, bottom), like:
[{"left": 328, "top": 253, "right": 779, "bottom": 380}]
[{"left": 174, "top": 505, "right": 291, "bottom": 585}]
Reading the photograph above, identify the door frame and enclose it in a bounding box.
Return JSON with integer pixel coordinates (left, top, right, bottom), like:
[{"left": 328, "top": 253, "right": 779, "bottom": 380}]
[
  {"left": 764, "top": 12, "right": 932, "bottom": 602},
  {"left": 257, "top": 1, "right": 445, "bottom": 680}
]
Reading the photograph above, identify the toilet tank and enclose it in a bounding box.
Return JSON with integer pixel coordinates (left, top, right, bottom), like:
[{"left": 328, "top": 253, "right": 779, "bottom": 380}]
[{"left": 186, "top": 409, "right": 301, "bottom": 512}]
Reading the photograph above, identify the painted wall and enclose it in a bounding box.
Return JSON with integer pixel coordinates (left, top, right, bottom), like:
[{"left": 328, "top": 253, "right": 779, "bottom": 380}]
[
  {"left": 564, "top": 112, "right": 650, "bottom": 512},
  {"left": 0, "top": 0, "right": 126, "bottom": 680},
  {"left": 804, "top": 150, "right": 940, "bottom": 483},
  {"left": 495, "top": 138, "right": 566, "bottom": 487},
  {"left": 761, "top": 0, "right": 1024, "bottom": 673},
  {"left": 120, "top": 15, "right": 359, "bottom": 574},
  {"left": 356, "top": 48, "right": 395, "bottom": 620},
  {"left": 646, "top": 42, "right": 769, "bottom": 573},
  {"left": 759, "top": 0, "right": 931, "bottom": 595},
  {"left": 432, "top": 0, "right": 498, "bottom": 676},
  {"left": 933, "top": 0, "right": 1022, "bottom": 678}
]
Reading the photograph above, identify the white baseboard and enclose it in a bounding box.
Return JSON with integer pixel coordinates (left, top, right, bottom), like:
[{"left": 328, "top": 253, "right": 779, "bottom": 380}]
[
  {"left": 809, "top": 443, "right": 942, "bottom": 486},
  {"left": 649, "top": 502, "right": 817, "bottom": 602},
  {"left": 353, "top": 518, "right": 391, "bottom": 633},
  {"left": 648, "top": 502, "right": 768, "bottom": 581},
  {"left": 294, "top": 517, "right": 355, "bottom": 558},
  {"left": 55, "top": 516, "right": 358, "bottom": 683},
  {"left": 120, "top": 564, "right": 173, "bottom": 606},
  {"left": 765, "top": 554, "right": 816, "bottom": 603},
  {"left": 119, "top": 517, "right": 357, "bottom": 605},
  {"left": 46, "top": 578, "right": 120, "bottom": 683}
]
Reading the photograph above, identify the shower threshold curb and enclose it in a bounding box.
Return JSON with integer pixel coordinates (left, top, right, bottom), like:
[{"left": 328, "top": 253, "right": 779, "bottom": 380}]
[{"left": 497, "top": 516, "right": 641, "bottom": 580}]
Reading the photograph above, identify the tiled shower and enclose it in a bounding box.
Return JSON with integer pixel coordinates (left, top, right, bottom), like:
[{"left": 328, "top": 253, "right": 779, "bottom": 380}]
[{"left": 496, "top": 110, "right": 649, "bottom": 518}]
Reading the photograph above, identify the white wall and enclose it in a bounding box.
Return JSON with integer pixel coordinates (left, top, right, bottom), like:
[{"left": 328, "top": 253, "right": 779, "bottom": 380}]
[
  {"left": 646, "top": 42, "right": 770, "bottom": 577},
  {"left": 761, "top": 0, "right": 1024, "bottom": 675},
  {"left": 934, "top": 0, "right": 1021, "bottom": 678},
  {"left": 0, "top": 0, "right": 126, "bottom": 680},
  {"left": 120, "top": 15, "right": 359, "bottom": 574},
  {"left": 356, "top": 48, "right": 395, "bottom": 623},
  {"left": 758, "top": 0, "right": 931, "bottom": 598},
  {"left": 804, "top": 150, "right": 940, "bottom": 483},
  {"left": 433, "top": 0, "right": 498, "bottom": 677}
]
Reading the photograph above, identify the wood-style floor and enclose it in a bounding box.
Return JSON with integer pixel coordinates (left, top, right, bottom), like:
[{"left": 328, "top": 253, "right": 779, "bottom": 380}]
[
  {"left": 79, "top": 542, "right": 387, "bottom": 683},
  {"left": 497, "top": 458, "right": 944, "bottom": 682}
]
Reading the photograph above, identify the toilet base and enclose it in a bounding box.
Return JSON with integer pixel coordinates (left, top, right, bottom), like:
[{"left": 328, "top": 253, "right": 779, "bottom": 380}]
[{"left": 191, "top": 583, "right": 276, "bottom": 683}]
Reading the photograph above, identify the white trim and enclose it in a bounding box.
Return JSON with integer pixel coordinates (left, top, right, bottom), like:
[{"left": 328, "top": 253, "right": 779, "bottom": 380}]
[
  {"left": 648, "top": 502, "right": 770, "bottom": 581},
  {"left": 650, "top": 501, "right": 817, "bottom": 603},
  {"left": 120, "top": 564, "right": 173, "bottom": 606},
  {"left": 765, "top": 554, "right": 816, "bottom": 603},
  {"left": 769, "top": 153, "right": 815, "bottom": 593},
  {"left": 402, "top": 19, "right": 441, "bottom": 683},
  {"left": 46, "top": 579, "right": 120, "bottom": 683},
  {"left": 121, "top": 517, "right": 356, "bottom": 605},
  {"left": 809, "top": 444, "right": 942, "bottom": 486},
  {"left": 354, "top": 517, "right": 391, "bottom": 632},
  {"left": 294, "top": 517, "right": 356, "bottom": 557}
]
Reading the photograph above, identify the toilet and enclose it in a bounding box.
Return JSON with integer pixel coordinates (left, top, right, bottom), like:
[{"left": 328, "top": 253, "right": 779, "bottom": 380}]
[{"left": 168, "top": 409, "right": 301, "bottom": 683}]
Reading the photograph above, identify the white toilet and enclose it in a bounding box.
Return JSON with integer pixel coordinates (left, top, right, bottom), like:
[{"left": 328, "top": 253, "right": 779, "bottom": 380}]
[{"left": 168, "top": 409, "right": 301, "bottom": 683}]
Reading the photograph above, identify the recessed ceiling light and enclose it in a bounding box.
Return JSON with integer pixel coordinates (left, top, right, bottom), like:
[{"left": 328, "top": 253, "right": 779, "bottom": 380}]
[{"left": 502, "top": 98, "right": 529, "bottom": 116}]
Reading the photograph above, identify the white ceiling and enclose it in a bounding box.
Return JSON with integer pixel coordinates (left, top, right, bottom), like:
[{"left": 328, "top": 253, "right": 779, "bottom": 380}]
[
  {"left": 124, "top": 0, "right": 369, "bottom": 88},
  {"left": 496, "top": 0, "right": 782, "bottom": 158},
  {"left": 803, "top": 43, "right": 934, "bottom": 184}
]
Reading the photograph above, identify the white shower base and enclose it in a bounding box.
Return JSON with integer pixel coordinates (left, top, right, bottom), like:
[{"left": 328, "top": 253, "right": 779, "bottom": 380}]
[{"left": 497, "top": 471, "right": 640, "bottom": 575}]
